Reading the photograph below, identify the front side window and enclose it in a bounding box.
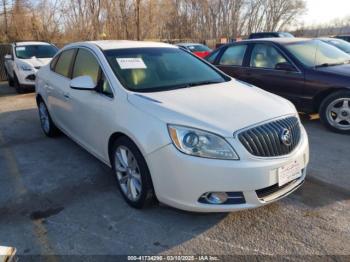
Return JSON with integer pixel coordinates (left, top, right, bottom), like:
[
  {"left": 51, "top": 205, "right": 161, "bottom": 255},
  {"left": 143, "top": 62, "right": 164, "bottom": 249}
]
[
  {"left": 15, "top": 45, "right": 58, "bottom": 59},
  {"left": 250, "top": 44, "right": 287, "bottom": 69},
  {"left": 219, "top": 45, "right": 247, "bottom": 66},
  {"left": 284, "top": 40, "right": 350, "bottom": 67},
  {"left": 73, "top": 49, "right": 100, "bottom": 85},
  {"left": 54, "top": 49, "right": 76, "bottom": 78},
  {"left": 104, "top": 48, "right": 229, "bottom": 92}
]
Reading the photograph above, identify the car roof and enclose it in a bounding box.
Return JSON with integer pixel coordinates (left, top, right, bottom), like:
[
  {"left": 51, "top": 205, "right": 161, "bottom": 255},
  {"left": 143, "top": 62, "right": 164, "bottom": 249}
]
[
  {"left": 15, "top": 41, "right": 52, "bottom": 46},
  {"left": 251, "top": 32, "right": 282, "bottom": 35},
  {"left": 232, "top": 37, "right": 311, "bottom": 45},
  {"left": 317, "top": 37, "right": 333, "bottom": 41},
  {"left": 66, "top": 40, "right": 177, "bottom": 50},
  {"left": 177, "top": 43, "right": 203, "bottom": 46}
]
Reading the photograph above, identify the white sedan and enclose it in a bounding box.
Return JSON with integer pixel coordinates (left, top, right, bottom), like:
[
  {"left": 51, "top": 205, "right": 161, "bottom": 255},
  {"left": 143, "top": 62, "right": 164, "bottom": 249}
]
[{"left": 35, "top": 41, "right": 309, "bottom": 212}]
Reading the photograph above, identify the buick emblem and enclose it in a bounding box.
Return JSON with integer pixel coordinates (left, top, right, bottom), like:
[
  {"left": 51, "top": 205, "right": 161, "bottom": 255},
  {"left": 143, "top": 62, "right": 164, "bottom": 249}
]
[{"left": 280, "top": 128, "right": 292, "bottom": 146}]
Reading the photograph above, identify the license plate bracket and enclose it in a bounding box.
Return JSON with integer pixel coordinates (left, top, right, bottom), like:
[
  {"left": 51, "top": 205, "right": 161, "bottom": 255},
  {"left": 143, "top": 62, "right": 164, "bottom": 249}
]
[{"left": 278, "top": 160, "right": 302, "bottom": 187}]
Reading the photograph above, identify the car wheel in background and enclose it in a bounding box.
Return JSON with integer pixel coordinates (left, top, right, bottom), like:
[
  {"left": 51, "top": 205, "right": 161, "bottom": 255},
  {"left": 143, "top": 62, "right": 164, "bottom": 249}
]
[
  {"left": 38, "top": 100, "right": 60, "bottom": 137},
  {"left": 320, "top": 90, "right": 350, "bottom": 134},
  {"left": 112, "top": 136, "right": 155, "bottom": 209},
  {"left": 5, "top": 70, "right": 14, "bottom": 87},
  {"left": 13, "top": 74, "right": 23, "bottom": 93}
]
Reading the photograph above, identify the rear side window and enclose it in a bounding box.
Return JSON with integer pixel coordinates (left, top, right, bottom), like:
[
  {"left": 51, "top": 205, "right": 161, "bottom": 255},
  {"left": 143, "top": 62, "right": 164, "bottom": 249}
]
[
  {"left": 50, "top": 55, "right": 60, "bottom": 70},
  {"left": 73, "top": 49, "right": 100, "bottom": 85},
  {"left": 206, "top": 48, "right": 221, "bottom": 64},
  {"left": 219, "top": 45, "right": 247, "bottom": 66},
  {"left": 54, "top": 49, "right": 76, "bottom": 78}
]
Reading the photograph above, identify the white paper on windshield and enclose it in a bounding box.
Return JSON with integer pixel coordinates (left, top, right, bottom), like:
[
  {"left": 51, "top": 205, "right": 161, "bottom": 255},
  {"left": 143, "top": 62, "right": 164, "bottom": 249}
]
[
  {"left": 16, "top": 47, "right": 26, "bottom": 51},
  {"left": 116, "top": 58, "right": 147, "bottom": 69}
]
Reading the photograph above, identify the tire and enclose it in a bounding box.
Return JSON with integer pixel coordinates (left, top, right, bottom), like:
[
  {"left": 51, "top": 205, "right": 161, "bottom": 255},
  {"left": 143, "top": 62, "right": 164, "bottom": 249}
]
[
  {"left": 5, "top": 69, "right": 14, "bottom": 87},
  {"left": 111, "top": 136, "right": 155, "bottom": 209},
  {"left": 13, "top": 74, "right": 23, "bottom": 93},
  {"left": 38, "top": 100, "right": 60, "bottom": 137},
  {"left": 319, "top": 90, "right": 350, "bottom": 134}
]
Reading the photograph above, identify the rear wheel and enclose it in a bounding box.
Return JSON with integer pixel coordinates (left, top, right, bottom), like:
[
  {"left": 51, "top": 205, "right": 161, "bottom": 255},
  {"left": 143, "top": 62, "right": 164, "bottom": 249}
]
[
  {"left": 319, "top": 91, "right": 350, "bottom": 134},
  {"left": 111, "top": 136, "right": 155, "bottom": 209},
  {"left": 38, "top": 100, "right": 60, "bottom": 137}
]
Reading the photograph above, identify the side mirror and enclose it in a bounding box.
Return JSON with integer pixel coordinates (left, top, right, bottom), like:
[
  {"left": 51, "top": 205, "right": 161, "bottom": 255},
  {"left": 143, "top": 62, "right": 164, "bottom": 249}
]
[
  {"left": 4, "top": 54, "right": 13, "bottom": 60},
  {"left": 275, "top": 62, "right": 296, "bottom": 72},
  {"left": 70, "top": 76, "right": 96, "bottom": 90}
]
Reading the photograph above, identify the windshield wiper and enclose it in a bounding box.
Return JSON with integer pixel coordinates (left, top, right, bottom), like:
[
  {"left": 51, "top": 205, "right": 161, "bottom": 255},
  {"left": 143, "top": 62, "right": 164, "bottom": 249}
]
[
  {"left": 316, "top": 60, "right": 350, "bottom": 68},
  {"left": 133, "top": 80, "right": 223, "bottom": 93},
  {"left": 186, "top": 80, "right": 223, "bottom": 87}
]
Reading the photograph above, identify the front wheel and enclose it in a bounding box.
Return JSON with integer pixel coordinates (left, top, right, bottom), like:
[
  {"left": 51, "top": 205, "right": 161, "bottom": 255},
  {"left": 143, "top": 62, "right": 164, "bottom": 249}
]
[
  {"left": 5, "top": 69, "right": 14, "bottom": 87},
  {"left": 38, "top": 100, "right": 59, "bottom": 137},
  {"left": 112, "top": 136, "right": 155, "bottom": 209},
  {"left": 13, "top": 74, "right": 22, "bottom": 93},
  {"left": 319, "top": 91, "right": 350, "bottom": 134}
]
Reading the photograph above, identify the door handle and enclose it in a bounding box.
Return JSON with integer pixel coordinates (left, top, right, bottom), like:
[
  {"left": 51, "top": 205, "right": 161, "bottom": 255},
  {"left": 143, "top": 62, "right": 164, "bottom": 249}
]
[
  {"left": 45, "top": 84, "right": 54, "bottom": 90},
  {"left": 63, "top": 93, "right": 71, "bottom": 99}
]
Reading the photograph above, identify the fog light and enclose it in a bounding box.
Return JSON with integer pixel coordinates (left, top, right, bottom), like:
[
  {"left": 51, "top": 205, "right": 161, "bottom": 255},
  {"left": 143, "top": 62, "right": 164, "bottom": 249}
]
[{"left": 205, "top": 192, "right": 228, "bottom": 204}]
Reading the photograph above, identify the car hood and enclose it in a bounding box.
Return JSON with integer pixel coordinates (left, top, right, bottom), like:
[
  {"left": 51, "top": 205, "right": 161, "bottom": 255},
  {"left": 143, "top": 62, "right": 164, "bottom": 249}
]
[
  {"left": 316, "top": 64, "right": 350, "bottom": 77},
  {"left": 19, "top": 57, "right": 52, "bottom": 68},
  {"left": 127, "top": 80, "right": 297, "bottom": 137}
]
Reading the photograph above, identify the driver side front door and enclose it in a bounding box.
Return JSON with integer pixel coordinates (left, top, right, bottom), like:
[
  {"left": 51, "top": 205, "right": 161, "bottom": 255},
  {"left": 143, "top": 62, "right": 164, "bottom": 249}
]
[{"left": 244, "top": 43, "right": 305, "bottom": 107}]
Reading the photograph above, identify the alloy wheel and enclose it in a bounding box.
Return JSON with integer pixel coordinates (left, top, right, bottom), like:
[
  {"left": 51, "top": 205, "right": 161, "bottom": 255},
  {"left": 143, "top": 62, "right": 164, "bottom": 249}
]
[
  {"left": 39, "top": 102, "right": 50, "bottom": 134},
  {"left": 114, "top": 146, "right": 142, "bottom": 201},
  {"left": 326, "top": 98, "right": 350, "bottom": 130}
]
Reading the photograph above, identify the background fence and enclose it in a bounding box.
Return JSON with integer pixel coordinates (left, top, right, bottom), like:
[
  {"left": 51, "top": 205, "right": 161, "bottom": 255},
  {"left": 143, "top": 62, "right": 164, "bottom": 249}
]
[{"left": 0, "top": 44, "right": 11, "bottom": 81}]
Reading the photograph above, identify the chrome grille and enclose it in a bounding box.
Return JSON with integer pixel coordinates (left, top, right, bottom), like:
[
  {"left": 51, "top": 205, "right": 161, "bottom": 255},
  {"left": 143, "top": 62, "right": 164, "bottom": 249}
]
[{"left": 238, "top": 116, "right": 301, "bottom": 157}]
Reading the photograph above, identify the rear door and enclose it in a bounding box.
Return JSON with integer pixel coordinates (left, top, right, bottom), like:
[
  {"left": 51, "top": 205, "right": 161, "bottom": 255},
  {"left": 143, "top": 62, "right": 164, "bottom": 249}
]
[
  {"left": 214, "top": 44, "right": 249, "bottom": 79},
  {"left": 244, "top": 43, "right": 305, "bottom": 106},
  {"left": 45, "top": 48, "right": 77, "bottom": 132}
]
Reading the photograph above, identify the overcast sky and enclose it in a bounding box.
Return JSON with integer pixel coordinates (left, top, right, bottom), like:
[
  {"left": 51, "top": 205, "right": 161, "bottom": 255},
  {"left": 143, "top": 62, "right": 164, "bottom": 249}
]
[{"left": 303, "top": 0, "right": 350, "bottom": 25}]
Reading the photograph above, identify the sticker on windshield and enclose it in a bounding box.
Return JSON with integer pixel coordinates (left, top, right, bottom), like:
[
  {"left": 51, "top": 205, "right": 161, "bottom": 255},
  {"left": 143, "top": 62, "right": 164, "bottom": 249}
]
[
  {"left": 116, "top": 58, "right": 147, "bottom": 69},
  {"left": 16, "top": 47, "right": 26, "bottom": 51}
]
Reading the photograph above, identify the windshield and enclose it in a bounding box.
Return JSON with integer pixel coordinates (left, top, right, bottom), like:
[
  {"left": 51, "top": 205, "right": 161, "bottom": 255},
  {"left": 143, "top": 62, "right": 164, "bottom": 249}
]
[
  {"left": 325, "top": 39, "right": 350, "bottom": 54},
  {"left": 187, "top": 44, "right": 211, "bottom": 52},
  {"left": 104, "top": 48, "right": 228, "bottom": 92},
  {"left": 15, "top": 45, "right": 58, "bottom": 59},
  {"left": 284, "top": 40, "right": 350, "bottom": 67}
]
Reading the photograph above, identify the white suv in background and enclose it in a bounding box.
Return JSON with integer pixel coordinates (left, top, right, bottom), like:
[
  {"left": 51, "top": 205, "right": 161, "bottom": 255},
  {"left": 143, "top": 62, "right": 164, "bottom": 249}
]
[
  {"left": 4, "top": 41, "right": 58, "bottom": 93},
  {"left": 35, "top": 41, "right": 309, "bottom": 212}
]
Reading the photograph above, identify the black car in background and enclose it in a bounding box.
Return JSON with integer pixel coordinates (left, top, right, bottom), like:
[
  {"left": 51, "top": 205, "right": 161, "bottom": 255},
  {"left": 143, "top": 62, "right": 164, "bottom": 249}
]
[
  {"left": 206, "top": 38, "right": 350, "bottom": 133},
  {"left": 248, "top": 32, "right": 294, "bottom": 39},
  {"left": 334, "top": 35, "right": 350, "bottom": 43}
]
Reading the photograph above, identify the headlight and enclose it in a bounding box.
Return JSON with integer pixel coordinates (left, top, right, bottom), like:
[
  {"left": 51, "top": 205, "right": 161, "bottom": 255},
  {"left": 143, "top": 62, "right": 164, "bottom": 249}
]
[
  {"left": 168, "top": 125, "right": 239, "bottom": 160},
  {"left": 19, "top": 64, "right": 33, "bottom": 71}
]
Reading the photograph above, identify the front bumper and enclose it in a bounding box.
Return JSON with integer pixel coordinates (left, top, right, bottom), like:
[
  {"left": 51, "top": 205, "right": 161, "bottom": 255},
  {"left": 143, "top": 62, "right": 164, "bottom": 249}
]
[
  {"left": 16, "top": 69, "right": 37, "bottom": 86},
  {"left": 146, "top": 127, "right": 309, "bottom": 212}
]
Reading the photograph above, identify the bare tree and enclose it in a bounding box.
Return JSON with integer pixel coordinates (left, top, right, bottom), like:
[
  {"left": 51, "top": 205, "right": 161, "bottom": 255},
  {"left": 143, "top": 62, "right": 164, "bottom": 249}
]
[{"left": 0, "top": 0, "right": 308, "bottom": 43}]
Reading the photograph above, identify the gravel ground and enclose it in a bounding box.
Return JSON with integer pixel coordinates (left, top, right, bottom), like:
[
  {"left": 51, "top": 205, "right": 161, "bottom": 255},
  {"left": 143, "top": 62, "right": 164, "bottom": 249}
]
[{"left": 0, "top": 82, "right": 349, "bottom": 259}]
